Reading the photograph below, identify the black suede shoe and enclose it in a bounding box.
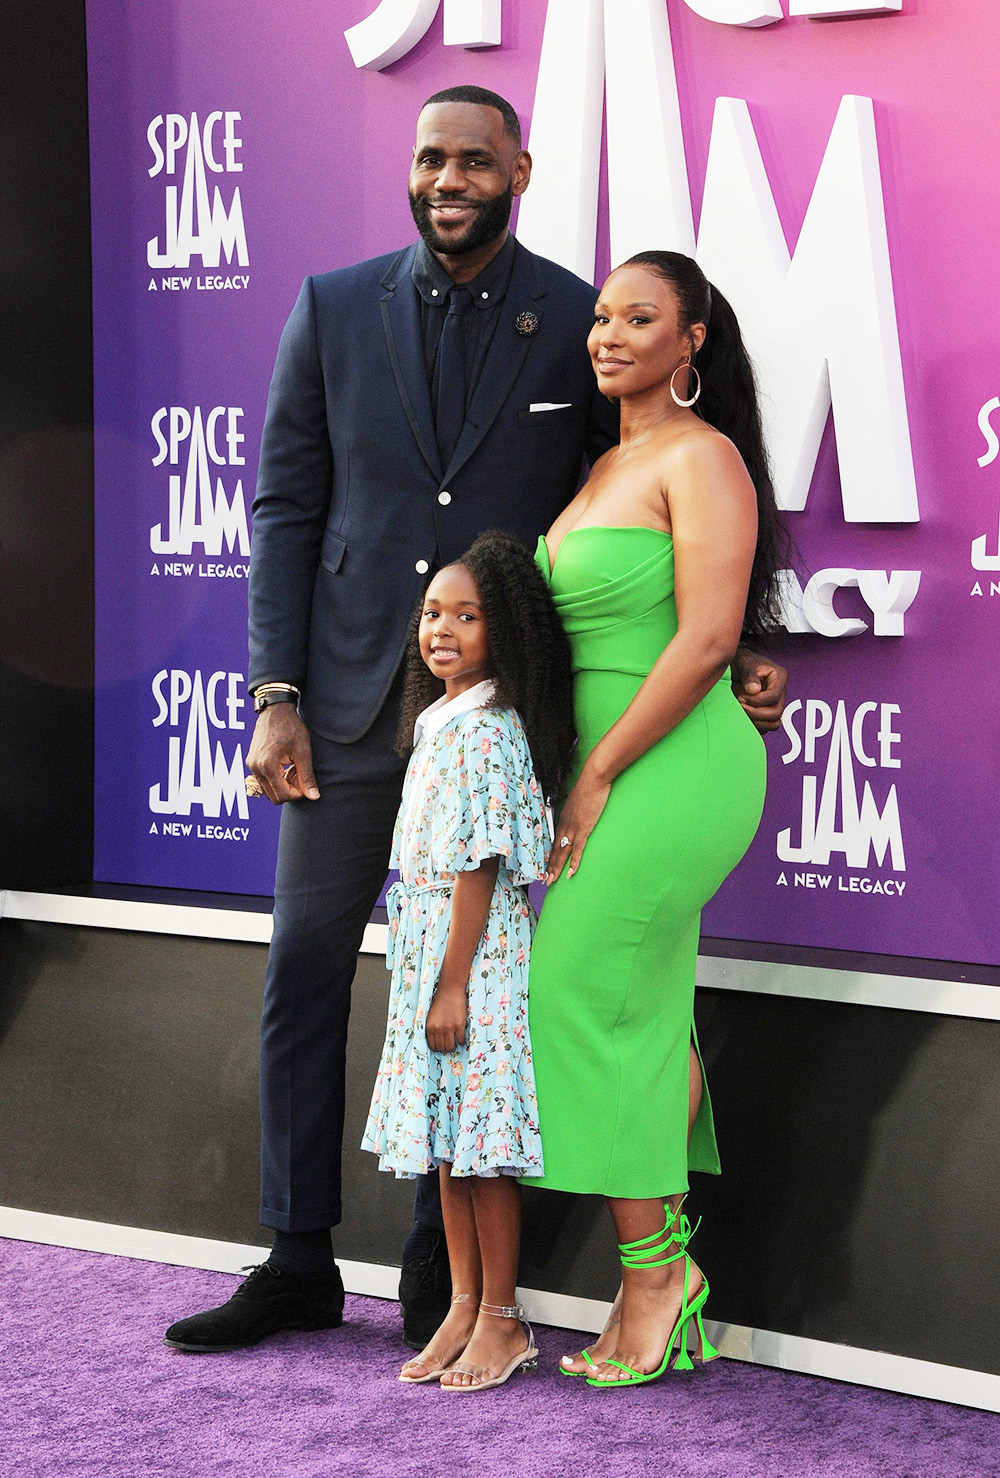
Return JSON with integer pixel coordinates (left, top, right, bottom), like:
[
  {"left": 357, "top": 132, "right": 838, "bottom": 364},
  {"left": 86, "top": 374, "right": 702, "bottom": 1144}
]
[
  {"left": 399, "top": 1230, "right": 452, "bottom": 1350},
  {"left": 164, "top": 1263, "right": 345, "bottom": 1352}
]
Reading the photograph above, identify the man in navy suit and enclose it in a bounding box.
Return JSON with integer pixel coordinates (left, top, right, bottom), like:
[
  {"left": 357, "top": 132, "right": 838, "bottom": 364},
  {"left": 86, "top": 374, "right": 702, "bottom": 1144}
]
[{"left": 165, "top": 85, "right": 785, "bottom": 1354}]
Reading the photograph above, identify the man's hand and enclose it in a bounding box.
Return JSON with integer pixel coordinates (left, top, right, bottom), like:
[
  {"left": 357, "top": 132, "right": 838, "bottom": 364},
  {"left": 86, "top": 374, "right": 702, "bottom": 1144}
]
[
  {"left": 426, "top": 983, "right": 468, "bottom": 1054},
  {"left": 246, "top": 702, "right": 321, "bottom": 804},
  {"left": 731, "top": 645, "right": 788, "bottom": 734}
]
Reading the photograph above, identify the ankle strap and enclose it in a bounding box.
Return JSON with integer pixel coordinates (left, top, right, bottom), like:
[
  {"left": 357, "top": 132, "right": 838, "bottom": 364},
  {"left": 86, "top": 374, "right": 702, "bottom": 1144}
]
[
  {"left": 480, "top": 1301, "right": 523, "bottom": 1320},
  {"left": 618, "top": 1203, "right": 700, "bottom": 1269},
  {"left": 481, "top": 1299, "right": 534, "bottom": 1351},
  {"left": 451, "top": 1293, "right": 478, "bottom": 1306}
]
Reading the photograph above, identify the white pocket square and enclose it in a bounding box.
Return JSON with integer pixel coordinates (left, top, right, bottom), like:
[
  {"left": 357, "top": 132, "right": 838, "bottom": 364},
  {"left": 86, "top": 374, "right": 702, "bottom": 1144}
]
[{"left": 529, "top": 402, "right": 573, "bottom": 412}]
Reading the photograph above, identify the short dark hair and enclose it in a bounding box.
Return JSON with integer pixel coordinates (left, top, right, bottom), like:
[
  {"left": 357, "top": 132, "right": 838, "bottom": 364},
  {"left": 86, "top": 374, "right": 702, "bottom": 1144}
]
[{"left": 421, "top": 85, "right": 522, "bottom": 149}]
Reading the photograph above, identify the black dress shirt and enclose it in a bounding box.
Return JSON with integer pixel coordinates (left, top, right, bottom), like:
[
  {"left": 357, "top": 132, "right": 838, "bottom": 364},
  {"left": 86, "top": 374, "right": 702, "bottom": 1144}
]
[{"left": 412, "top": 233, "right": 517, "bottom": 424}]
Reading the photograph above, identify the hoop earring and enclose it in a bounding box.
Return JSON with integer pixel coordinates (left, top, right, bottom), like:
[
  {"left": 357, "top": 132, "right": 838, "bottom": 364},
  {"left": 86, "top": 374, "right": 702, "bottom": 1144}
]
[{"left": 670, "top": 360, "right": 701, "bottom": 408}]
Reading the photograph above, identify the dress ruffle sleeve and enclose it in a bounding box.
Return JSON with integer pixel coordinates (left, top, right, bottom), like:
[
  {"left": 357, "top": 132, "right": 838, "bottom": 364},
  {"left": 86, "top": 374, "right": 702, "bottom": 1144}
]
[{"left": 433, "top": 710, "right": 548, "bottom": 887}]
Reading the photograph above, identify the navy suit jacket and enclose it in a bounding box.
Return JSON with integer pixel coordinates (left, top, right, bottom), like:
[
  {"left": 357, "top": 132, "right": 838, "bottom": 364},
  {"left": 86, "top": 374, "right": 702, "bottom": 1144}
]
[{"left": 248, "top": 238, "right": 617, "bottom": 743}]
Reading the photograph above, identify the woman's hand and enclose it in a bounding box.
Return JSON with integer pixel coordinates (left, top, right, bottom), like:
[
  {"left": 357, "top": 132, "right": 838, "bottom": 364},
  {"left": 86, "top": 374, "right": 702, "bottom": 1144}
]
[
  {"left": 545, "top": 765, "right": 612, "bottom": 883},
  {"left": 426, "top": 983, "right": 468, "bottom": 1054}
]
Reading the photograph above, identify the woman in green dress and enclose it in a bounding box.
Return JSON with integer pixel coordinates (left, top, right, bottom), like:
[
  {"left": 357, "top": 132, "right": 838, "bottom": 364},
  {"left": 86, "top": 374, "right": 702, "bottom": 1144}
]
[{"left": 529, "top": 250, "right": 784, "bottom": 1388}]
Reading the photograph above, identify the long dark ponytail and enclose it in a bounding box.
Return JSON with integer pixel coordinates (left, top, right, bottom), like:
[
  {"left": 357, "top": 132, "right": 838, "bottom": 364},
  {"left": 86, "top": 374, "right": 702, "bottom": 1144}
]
[{"left": 624, "top": 250, "right": 787, "bottom": 639}]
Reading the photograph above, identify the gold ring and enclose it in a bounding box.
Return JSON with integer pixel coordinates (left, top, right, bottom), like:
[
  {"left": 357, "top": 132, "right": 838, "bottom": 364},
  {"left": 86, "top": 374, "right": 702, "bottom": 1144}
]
[{"left": 245, "top": 774, "right": 265, "bottom": 798}]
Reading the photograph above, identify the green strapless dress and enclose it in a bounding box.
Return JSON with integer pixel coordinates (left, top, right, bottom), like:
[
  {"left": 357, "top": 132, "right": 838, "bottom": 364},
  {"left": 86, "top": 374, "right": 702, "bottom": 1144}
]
[{"left": 529, "top": 527, "right": 766, "bottom": 1197}]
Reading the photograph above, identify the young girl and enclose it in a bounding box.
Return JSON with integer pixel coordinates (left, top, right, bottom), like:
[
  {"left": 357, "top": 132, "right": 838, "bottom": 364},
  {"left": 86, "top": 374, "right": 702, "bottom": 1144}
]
[{"left": 362, "top": 529, "right": 575, "bottom": 1392}]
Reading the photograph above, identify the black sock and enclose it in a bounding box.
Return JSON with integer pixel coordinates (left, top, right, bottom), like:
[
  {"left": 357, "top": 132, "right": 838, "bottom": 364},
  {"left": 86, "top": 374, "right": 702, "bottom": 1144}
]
[{"left": 267, "top": 1229, "right": 336, "bottom": 1279}]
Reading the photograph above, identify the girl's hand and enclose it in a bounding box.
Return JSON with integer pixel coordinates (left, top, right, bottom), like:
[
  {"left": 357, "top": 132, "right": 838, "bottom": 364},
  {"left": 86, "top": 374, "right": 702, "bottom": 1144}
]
[
  {"left": 426, "top": 983, "right": 468, "bottom": 1054},
  {"left": 545, "top": 766, "right": 612, "bottom": 883}
]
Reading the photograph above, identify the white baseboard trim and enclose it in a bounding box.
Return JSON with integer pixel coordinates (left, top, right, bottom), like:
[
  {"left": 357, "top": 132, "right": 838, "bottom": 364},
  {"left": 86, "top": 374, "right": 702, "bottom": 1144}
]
[
  {"left": 2, "top": 1206, "right": 998, "bottom": 1413},
  {"left": 696, "top": 954, "right": 1000, "bottom": 1023},
  {"left": 0, "top": 890, "right": 388, "bottom": 959},
  {"left": 5, "top": 890, "right": 1000, "bottom": 1020}
]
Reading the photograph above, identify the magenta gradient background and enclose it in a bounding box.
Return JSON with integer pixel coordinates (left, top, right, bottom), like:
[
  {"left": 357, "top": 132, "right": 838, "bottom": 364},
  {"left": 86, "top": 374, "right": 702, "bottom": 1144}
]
[{"left": 88, "top": 0, "right": 1000, "bottom": 965}]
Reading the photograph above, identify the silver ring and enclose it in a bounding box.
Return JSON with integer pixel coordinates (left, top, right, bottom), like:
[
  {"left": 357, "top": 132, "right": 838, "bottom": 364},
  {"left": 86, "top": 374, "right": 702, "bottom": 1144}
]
[{"left": 560, "top": 836, "right": 571, "bottom": 848}]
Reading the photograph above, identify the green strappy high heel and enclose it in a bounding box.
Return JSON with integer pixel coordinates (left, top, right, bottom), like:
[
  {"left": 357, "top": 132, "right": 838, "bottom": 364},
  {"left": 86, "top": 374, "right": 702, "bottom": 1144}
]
[{"left": 587, "top": 1203, "right": 719, "bottom": 1389}]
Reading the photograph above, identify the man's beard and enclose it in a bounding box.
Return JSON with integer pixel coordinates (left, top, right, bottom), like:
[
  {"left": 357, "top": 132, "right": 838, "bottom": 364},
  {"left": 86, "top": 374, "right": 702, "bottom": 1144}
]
[{"left": 408, "top": 182, "right": 514, "bottom": 257}]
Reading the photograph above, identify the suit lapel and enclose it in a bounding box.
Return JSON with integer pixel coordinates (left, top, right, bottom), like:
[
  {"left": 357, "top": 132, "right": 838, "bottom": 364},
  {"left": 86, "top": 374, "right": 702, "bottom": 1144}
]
[
  {"left": 380, "top": 247, "right": 442, "bottom": 482},
  {"left": 442, "top": 242, "right": 547, "bottom": 485}
]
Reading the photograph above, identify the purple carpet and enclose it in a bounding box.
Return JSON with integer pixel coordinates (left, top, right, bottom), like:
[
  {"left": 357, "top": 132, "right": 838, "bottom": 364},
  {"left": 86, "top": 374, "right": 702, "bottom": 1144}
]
[{"left": 1, "top": 1240, "right": 997, "bottom": 1478}]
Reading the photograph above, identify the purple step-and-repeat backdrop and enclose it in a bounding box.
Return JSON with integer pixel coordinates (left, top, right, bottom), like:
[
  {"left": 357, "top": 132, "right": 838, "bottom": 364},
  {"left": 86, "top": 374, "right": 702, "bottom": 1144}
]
[{"left": 89, "top": 0, "right": 1000, "bottom": 965}]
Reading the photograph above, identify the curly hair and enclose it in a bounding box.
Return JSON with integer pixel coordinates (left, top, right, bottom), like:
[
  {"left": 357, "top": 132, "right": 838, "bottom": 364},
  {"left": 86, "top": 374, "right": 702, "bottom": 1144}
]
[{"left": 396, "top": 531, "right": 576, "bottom": 802}]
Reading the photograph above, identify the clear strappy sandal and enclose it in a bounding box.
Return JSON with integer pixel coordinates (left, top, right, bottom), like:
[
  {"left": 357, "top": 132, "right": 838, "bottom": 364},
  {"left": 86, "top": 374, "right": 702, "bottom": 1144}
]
[
  {"left": 398, "top": 1293, "right": 478, "bottom": 1384},
  {"left": 440, "top": 1301, "right": 539, "bottom": 1392}
]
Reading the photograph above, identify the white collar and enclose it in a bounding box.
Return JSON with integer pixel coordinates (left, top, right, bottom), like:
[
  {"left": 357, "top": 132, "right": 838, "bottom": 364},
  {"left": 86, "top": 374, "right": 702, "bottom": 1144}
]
[{"left": 413, "top": 679, "right": 496, "bottom": 746}]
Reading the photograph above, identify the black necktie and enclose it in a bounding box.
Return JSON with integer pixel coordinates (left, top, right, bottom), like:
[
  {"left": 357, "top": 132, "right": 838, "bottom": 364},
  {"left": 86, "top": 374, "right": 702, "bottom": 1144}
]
[{"left": 435, "top": 286, "right": 471, "bottom": 468}]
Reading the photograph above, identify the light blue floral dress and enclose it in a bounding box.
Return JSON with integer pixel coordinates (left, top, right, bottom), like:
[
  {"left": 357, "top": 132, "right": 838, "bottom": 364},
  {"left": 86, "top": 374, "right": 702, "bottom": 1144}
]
[{"left": 362, "top": 691, "right": 548, "bottom": 1179}]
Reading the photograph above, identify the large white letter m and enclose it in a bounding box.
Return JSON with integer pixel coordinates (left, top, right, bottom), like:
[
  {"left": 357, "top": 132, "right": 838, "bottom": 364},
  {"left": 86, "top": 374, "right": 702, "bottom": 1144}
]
[
  {"left": 519, "top": 0, "right": 917, "bottom": 526},
  {"left": 697, "top": 95, "right": 918, "bottom": 523}
]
